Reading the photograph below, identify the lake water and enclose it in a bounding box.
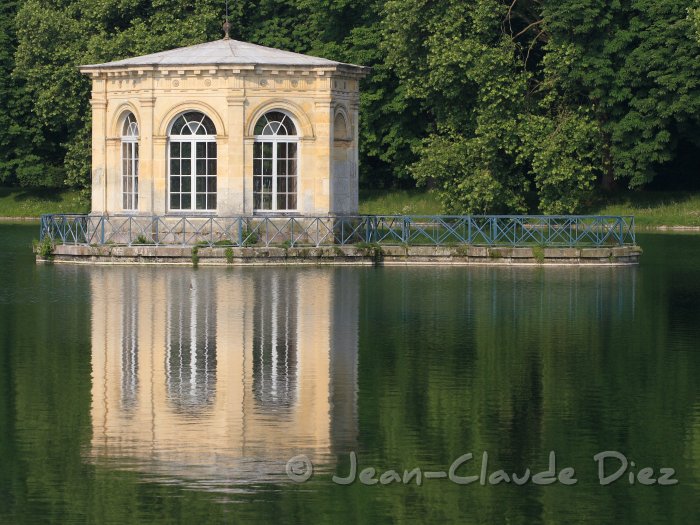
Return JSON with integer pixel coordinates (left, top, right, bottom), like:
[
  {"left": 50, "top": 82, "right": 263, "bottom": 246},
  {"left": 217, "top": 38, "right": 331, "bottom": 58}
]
[{"left": 0, "top": 224, "right": 699, "bottom": 524}]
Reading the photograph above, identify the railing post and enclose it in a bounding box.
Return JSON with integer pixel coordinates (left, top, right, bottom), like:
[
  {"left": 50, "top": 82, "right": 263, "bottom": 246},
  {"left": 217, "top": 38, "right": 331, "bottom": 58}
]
[
  {"left": 618, "top": 217, "right": 623, "bottom": 246},
  {"left": 631, "top": 216, "right": 635, "bottom": 246},
  {"left": 290, "top": 218, "right": 295, "bottom": 247}
]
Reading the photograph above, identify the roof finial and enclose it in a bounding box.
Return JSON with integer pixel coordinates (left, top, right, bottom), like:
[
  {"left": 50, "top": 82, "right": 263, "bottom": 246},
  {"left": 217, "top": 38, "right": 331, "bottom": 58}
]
[{"left": 223, "top": 0, "right": 231, "bottom": 40}]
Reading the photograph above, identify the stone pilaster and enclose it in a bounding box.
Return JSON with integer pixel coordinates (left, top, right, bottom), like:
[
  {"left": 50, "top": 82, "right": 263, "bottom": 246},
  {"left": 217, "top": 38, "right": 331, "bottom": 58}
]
[
  {"left": 90, "top": 75, "right": 108, "bottom": 214},
  {"left": 138, "top": 96, "right": 156, "bottom": 214}
]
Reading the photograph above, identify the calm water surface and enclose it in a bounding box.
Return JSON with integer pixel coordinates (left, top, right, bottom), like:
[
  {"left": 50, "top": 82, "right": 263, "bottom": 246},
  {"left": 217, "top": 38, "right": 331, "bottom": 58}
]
[{"left": 0, "top": 224, "right": 699, "bottom": 524}]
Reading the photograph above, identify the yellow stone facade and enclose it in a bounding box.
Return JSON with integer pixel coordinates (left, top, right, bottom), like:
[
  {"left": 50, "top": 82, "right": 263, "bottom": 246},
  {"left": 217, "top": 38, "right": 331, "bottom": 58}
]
[{"left": 80, "top": 40, "right": 368, "bottom": 217}]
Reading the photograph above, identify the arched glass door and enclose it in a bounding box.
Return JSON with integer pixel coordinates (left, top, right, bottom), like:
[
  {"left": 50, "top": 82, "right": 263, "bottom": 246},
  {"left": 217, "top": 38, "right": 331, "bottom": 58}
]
[
  {"left": 168, "top": 111, "right": 217, "bottom": 211},
  {"left": 253, "top": 111, "right": 298, "bottom": 212}
]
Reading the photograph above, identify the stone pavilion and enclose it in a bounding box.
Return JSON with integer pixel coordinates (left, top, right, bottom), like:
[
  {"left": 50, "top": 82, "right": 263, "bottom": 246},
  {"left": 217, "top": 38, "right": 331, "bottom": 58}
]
[{"left": 80, "top": 36, "right": 369, "bottom": 217}]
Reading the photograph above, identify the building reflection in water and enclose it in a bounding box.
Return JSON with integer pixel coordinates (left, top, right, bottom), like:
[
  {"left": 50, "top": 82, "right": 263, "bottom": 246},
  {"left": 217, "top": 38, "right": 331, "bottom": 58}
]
[{"left": 89, "top": 267, "right": 359, "bottom": 486}]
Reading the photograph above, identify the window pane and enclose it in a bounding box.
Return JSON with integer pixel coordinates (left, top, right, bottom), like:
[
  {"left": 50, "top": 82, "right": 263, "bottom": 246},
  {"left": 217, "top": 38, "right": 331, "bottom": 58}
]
[
  {"left": 170, "top": 177, "right": 180, "bottom": 192},
  {"left": 182, "top": 194, "right": 191, "bottom": 209},
  {"left": 196, "top": 142, "right": 206, "bottom": 158},
  {"left": 182, "top": 160, "right": 191, "bottom": 176},
  {"left": 288, "top": 177, "right": 297, "bottom": 193},
  {"left": 288, "top": 143, "right": 297, "bottom": 158},
  {"left": 277, "top": 194, "right": 286, "bottom": 210},
  {"left": 283, "top": 116, "right": 297, "bottom": 135},
  {"left": 262, "top": 194, "right": 272, "bottom": 210},
  {"left": 202, "top": 116, "right": 216, "bottom": 135},
  {"left": 254, "top": 118, "right": 265, "bottom": 135},
  {"left": 170, "top": 142, "right": 181, "bottom": 157},
  {"left": 253, "top": 159, "right": 262, "bottom": 175},
  {"left": 263, "top": 142, "right": 272, "bottom": 157},
  {"left": 182, "top": 177, "right": 191, "bottom": 192},
  {"left": 171, "top": 117, "right": 186, "bottom": 135},
  {"left": 253, "top": 177, "right": 262, "bottom": 192},
  {"left": 288, "top": 194, "right": 297, "bottom": 210},
  {"left": 278, "top": 160, "right": 287, "bottom": 176},
  {"left": 170, "top": 194, "right": 180, "bottom": 209},
  {"left": 207, "top": 159, "right": 216, "bottom": 175},
  {"left": 196, "top": 160, "right": 206, "bottom": 175},
  {"left": 278, "top": 177, "right": 287, "bottom": 192},
  {"left": 182, "top": 142, "right": 191, "bottom": 157},
  {"left": 196, "top": 194, "right": 206, "bottom": 209},
  {"left": 196, "top": 177, "right": 206, "bottom": 192},
  {"left": 253, "top": 194, "right": 261, "bottom": 210},
  {"left": 267, "top": 111, "right": 285, "bottom": 123},
  {"left": 207, "top": 194, "right": 216, "bottom": 210},
  {"left": 208, "top": 142, "right": 217, "bottom": 157},
  {"left": 207, "top": 177, "right": 217, "bottom": 192},
  {"left": 289, "top": 159, "right": 297, "bottom": 175},
  {"left": 263, "top": 177, "right": 272, "bottom": 192},
  {"left": 254, "top": 142, "right": 262, "bottom": 157},
  {"left": 170, "top": 160, "right": 180, "bottom": 175},
  {"left": 277, "top": 143, "right": 287, "bottom": 158},
  {"left": 263, "top": 160, "right": 272, "bottom": 176}
]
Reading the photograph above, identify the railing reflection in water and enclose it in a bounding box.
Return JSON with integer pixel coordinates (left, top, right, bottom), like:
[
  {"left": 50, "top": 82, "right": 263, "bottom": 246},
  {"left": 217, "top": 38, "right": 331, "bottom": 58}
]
[{"left": 89, "top": 266, "right": 359, "bottom": 486}]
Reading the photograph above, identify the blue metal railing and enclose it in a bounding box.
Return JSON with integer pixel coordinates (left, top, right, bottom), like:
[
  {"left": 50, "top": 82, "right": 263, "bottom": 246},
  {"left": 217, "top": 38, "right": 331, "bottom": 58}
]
[{"left": 39, "top": 214, "right": 636, "bottom": 248}]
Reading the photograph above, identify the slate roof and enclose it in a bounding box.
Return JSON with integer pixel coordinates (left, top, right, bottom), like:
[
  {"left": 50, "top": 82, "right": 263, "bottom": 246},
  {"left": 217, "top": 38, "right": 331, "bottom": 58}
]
[{"left": 80, "top": 38, "right": 366, "bottom": 71}]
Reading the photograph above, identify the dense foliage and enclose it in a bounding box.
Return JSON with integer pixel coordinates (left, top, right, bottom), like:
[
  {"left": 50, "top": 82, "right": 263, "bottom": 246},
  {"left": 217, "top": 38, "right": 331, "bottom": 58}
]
[{"left": 1, "top": 0, "right": 699, "bottom": 212}]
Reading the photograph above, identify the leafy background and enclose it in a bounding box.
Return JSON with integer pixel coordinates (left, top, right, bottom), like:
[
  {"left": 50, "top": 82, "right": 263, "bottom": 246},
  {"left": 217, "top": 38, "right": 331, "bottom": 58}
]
[{"left": 2, "top": 0, "right": 700, "bottom": 213}]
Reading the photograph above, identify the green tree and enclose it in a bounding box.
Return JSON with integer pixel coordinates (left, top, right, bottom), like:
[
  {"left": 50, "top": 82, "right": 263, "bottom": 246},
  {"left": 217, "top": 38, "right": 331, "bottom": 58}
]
[
  {"left": 0, "top": 0, "right": 64, "bottom": 187},
  {"left": 384, "top": 0, "right": 700, "bottom": 213},
  {"left": 13, "top": 0, "right": 222, "bottom": 192},
  {"left": 383, "top": 0, "right": 599, "bottom": 213},
  {"left": 543, "top": 0, "right": 700, "bottom": 189}
]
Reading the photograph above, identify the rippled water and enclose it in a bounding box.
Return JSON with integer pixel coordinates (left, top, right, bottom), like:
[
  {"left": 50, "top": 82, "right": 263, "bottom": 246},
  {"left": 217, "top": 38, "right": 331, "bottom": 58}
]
[{"left": 0, "top": 224, "right": 699, "bottom": 524}]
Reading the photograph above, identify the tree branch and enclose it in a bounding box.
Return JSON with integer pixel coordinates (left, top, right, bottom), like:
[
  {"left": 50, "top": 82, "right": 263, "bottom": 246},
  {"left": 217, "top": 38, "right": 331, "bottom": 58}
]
[{"left": 513, "top": 19, "right": 544, "bottom": 40}]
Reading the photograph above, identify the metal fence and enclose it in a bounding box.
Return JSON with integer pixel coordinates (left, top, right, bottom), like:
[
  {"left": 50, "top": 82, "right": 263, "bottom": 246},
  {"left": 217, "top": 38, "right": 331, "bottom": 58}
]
[{"left": 39, "top": 214, "right": 636, "bottom": 248}]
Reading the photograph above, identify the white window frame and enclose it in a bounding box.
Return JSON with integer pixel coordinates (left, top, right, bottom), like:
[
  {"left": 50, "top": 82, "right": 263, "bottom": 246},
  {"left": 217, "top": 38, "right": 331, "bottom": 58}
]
[
  {"left": 167, "top": 112, "right": 218, "bottom": 213},
  {"left": 253, "top": 111, "right": 300, "bottom": 213},
  {"left": 121, "top": 114, "right": 139, "bottom": 211}
]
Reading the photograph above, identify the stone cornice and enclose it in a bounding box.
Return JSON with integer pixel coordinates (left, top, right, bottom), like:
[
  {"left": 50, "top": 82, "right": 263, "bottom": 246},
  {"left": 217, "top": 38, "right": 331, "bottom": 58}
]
[{"left": 80, "top": 63, "right": 370, "bottom": 80}]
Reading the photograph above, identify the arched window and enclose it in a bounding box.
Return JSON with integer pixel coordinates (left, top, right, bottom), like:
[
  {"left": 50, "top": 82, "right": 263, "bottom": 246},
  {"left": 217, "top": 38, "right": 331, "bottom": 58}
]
[
  {"left": 168, "top": 111, "right": 217, "bottom": 211},
  {"left": 121, "top": 113, "right": 139, "bottom": 210},
  {"left": 253, "top": 111, "right": 299, "bottom": 211}
]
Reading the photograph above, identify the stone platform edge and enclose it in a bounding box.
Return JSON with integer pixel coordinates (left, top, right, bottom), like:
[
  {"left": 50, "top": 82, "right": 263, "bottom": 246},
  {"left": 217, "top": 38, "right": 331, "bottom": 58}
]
[{"left": 38, "top": 245, "right": 642, "bottom": 266}]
